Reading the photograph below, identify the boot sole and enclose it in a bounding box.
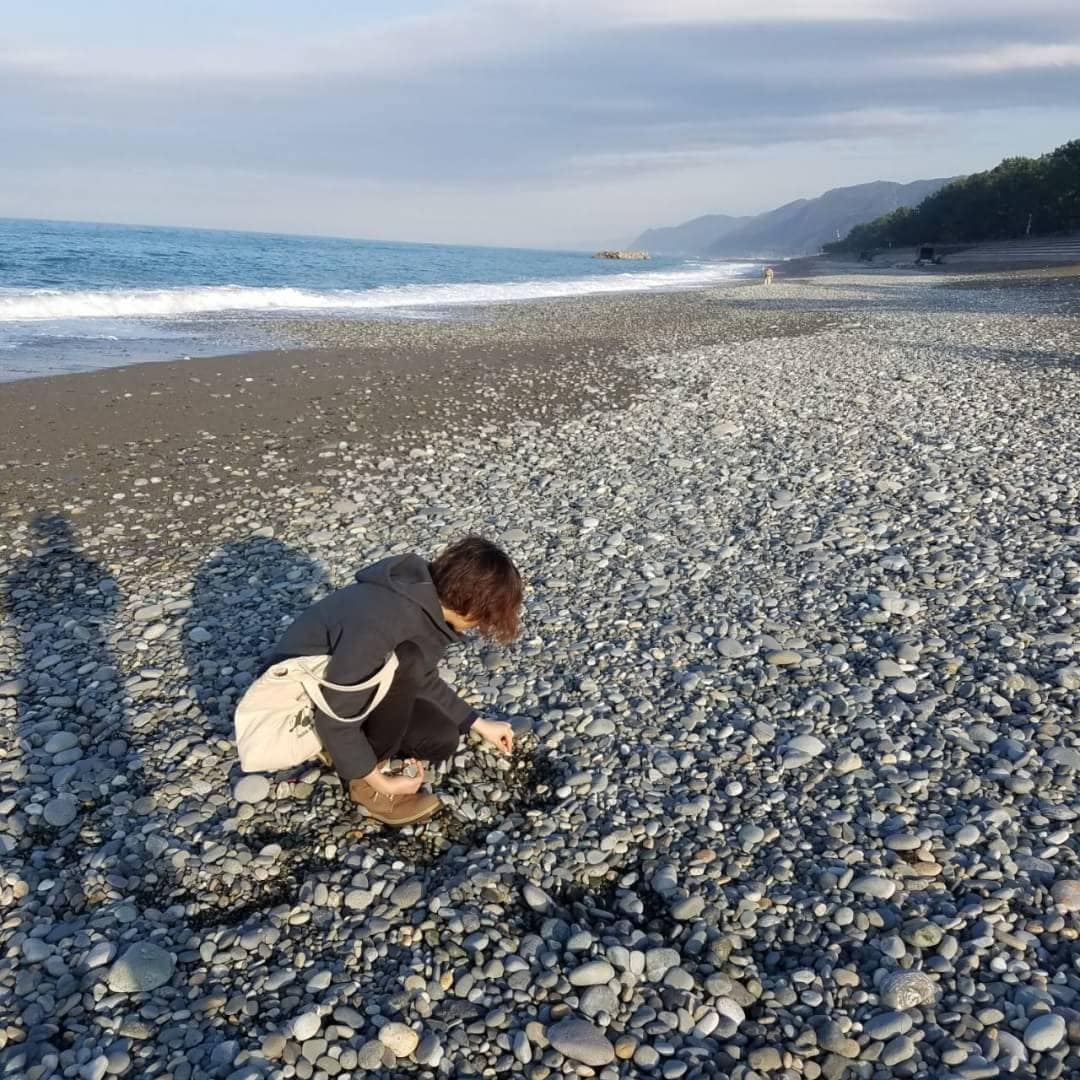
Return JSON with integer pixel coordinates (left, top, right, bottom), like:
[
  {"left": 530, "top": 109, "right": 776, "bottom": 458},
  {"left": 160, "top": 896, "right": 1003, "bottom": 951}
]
[{"left": 355, "top": 801, "right": 443, "bottom": 828}]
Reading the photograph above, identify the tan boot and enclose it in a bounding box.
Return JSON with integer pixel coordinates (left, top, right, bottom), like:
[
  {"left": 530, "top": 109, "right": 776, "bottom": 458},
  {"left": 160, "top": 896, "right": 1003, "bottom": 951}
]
[{"left": 349, "top": 778, "right": 442, "bottom": 827}]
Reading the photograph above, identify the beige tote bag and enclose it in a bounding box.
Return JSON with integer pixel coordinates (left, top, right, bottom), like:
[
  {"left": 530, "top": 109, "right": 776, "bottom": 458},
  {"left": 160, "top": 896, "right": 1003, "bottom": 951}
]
[{"left": 234, "top": 651, "right": 398, "bottom": 773}]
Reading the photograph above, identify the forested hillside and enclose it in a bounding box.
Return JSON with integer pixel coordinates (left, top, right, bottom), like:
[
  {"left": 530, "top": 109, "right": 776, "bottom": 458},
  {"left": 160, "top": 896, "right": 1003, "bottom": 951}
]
[{"left": 825, "top": 140, "right": 1080, "bottom": 253}]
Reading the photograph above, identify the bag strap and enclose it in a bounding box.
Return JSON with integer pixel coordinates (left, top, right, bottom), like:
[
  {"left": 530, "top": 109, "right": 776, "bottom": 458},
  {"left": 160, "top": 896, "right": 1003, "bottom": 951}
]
[{"left": 298, "top": 651, "right": 399, "bottom": 725}]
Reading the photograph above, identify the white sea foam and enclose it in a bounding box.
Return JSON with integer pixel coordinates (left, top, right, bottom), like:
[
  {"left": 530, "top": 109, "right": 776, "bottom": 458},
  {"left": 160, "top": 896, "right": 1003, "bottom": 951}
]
[{"left": 0, "top": 263, "right": 755, "bottom": 322}]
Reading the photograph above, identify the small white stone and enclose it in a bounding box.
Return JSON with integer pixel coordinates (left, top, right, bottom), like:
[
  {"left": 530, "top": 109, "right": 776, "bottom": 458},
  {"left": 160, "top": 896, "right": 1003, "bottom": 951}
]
[
  {"left": 233, "top": 775, "right": 270, "bottom": 804},
  {"left": 292, "top": 1011, "right": 321, "bottom": 1041},
  {"left": 379, "top": 1021, "right": 419, "bottom": 1058}
]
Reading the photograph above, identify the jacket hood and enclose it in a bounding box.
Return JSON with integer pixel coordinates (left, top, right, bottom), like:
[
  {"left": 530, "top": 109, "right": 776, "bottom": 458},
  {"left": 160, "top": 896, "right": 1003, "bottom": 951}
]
[{"left": 354, "top": 553, "right": 458, "bottom": 642}]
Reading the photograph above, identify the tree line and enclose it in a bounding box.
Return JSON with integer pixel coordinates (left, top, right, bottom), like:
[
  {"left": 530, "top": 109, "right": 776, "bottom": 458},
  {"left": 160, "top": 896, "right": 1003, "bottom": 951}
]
[{"left": 824, "top": 139, "right": 1080, "bottom": 254}]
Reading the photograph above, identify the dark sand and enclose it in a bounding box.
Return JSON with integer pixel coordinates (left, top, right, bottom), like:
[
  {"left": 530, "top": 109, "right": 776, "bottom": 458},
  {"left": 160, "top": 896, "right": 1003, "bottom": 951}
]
[{"left": 1, "top": 288, "right": 838, "bottom": 536}]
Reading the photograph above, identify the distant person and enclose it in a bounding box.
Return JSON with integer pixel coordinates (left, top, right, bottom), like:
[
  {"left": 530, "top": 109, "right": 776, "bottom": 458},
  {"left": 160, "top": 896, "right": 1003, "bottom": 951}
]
[
  {"left": 256, "top": 536, "right": 523, "bottom": 826},
  {"left": 762, "top": 266, "right": 775, "bottom": 285}
]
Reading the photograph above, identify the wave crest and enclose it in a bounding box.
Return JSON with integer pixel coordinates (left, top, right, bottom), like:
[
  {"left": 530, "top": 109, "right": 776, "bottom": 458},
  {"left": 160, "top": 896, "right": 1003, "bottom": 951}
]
[{"left": 0, "top": 264, "right": 756, "bottom": 321}]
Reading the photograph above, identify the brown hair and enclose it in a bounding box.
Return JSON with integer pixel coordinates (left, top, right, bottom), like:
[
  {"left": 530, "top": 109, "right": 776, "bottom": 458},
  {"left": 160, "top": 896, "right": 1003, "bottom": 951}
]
[{"left": 430, "top": 535, "right": 523, "bottom": 643}]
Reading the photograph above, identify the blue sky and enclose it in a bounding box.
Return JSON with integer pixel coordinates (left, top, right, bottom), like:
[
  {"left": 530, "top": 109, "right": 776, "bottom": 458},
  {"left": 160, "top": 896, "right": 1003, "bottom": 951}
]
[{"left": 2, "top": 1, "right": 1079, "bottom": 248}]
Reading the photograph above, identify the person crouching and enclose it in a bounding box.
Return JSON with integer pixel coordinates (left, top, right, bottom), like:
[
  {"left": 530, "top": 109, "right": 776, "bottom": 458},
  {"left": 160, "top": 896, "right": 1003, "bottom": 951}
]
[{"left": 265, "top": 536, "right": 523, "bottom": 826}]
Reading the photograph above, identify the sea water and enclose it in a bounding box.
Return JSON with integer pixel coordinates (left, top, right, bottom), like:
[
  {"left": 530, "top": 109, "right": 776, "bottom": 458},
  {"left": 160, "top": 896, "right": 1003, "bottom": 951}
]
[{"left": 0, "top": 218, "right": 757, "bottom": 380}]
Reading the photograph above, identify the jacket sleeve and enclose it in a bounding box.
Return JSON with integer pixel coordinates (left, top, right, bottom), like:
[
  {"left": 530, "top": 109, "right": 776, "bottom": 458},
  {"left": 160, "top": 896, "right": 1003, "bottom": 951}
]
[
  {"left": 418, "top": 669, "right": 478, "bottom": 733},
  {"left": 313, "top": 711, "right": 377, "bottom": 782}
]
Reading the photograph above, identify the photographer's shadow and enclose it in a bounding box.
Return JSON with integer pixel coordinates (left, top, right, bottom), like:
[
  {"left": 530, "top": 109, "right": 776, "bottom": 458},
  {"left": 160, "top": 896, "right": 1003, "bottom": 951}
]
[{"left": 3, "top": 514, "right": 131, "bottom": 838}]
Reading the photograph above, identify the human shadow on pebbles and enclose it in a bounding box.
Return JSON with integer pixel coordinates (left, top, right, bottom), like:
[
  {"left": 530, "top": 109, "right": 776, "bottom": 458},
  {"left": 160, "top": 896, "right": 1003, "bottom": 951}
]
[
  {"left": 2, "top": 515, "right": 150, "bottom": 902},
  {"left": 182, "top": 535, "right": 326, "bottom": 733},
  {"left": 0, "top": 515, "right": 186, "bottom": 1078},
  {"left": 4, "top": 515, "right": 130, "bottom": 810}
]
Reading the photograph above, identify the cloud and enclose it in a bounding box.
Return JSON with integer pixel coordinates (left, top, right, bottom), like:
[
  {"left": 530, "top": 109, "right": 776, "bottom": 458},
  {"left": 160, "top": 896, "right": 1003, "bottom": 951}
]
[
  {"left": 931, "top": 41, "right": 1080, "bottom": 73},
  {"left": 2, "top": 1, "right": 1079, "bottom": 246}
]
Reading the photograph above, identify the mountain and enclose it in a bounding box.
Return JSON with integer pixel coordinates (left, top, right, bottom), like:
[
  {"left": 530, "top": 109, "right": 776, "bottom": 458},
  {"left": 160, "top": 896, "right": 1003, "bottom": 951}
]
[
  {"left": 634, "top": 213, "right": 751, "bottom": 257},
  {"left": 633, "top": 178, "right": 955, "bottom": 258}
]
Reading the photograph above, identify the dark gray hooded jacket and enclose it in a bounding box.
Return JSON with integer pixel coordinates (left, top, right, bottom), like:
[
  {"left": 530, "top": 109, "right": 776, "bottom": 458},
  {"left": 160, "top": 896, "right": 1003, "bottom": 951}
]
[{"left": 268, "top": 553, "right": 474, "bottom": 776}]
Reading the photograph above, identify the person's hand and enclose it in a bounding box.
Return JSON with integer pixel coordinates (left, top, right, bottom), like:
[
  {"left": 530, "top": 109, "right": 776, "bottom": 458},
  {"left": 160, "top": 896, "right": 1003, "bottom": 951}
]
[
  {"left": 366, "top": 760, "right": 425, "bottom": 795},
  {"left": 473, "top": 718, "right": 514, "bottom": 754}
]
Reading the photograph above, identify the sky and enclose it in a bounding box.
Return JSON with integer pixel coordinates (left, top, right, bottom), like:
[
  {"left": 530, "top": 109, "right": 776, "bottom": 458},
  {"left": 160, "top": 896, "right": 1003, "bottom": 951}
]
[{"left": 2, "top": 0, "right": 1079, "bottom": 250}]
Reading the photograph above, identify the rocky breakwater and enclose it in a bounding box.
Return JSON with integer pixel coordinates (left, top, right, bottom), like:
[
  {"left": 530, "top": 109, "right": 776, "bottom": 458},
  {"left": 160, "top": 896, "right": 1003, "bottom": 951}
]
[
  {"left": 1, "top": 273, "right": 1079, "bottom": 1078},
  {"left": 594, "top": 250, "right": 650, "bottom": 260}
]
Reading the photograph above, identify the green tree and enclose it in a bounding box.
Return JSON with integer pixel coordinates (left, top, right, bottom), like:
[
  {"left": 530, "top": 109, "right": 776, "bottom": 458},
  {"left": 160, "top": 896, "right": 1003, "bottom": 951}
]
[{"left": 823, "top": 139, "right": 1080, "bottom": 253}]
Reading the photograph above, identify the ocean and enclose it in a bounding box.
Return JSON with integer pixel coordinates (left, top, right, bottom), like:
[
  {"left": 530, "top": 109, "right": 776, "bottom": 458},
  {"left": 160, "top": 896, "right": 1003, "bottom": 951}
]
[{"left": 0, "top": 218, "right": 757, "bottom": 381}]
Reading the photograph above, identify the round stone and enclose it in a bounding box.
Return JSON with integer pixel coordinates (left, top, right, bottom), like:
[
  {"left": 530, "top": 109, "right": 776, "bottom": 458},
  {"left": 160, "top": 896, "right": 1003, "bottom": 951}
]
[
  {"left": 1024, "top": 1014, "right": 1066, "bottom": 1052},
  {"left": 44, "top": 731, "right": 80, "bottom": 755},
  {"left": 671, "top": 895, "right": 705, "bottom": 920},
  {"left": 788, "top": 734, "right": 825, "bottom": 757},
  {"left": 22, "top": 938, "right": 50, "bottom": 963},
  {"left": 715, "top": 998, "right": 746, "bottom": 1027},
  {"left": 344, "top": 888, "right": 374, "bottom": 911},
  {"left": 414, "top": 1034, "right": 443, "bottom": 1067},
  {"left": 881, "top": 1035, "right": 916, "bottom": 1066},
  {"left": 645, "top": 948, "right": 680, "bottom": 982},
  {"left": 355, "top": 1041, "right": 385, "bottom": 1070},
  {"left": 85, "top": 942, "right": 115, "bottom": 969},
  {"left": 261, "top": 1035, "right": 286, "bottom": 1059},
  {"left": 738, "top": 824, "right": 765, "bottom": 850},
  {"left": 834, "top": 751, "right": 862, "bottom": 774},
  {"left": 43, "top": 796, "right": 79, "bottom": 828},
  {"left": 717, "top": 638, "right": 748, "bottom": 658},
  {"left": 1056, "top": 666, "right": 1080, "bottom": 690},
  {"left": 767, "top": 650, "right": 802, "bottom": 666},
  {"left": 106, "top": 942, "right": 175, "bottom": 994},
  {"left": 864, "top": 1011, "right": 913, "bottom": 1041},
  {"left": 233, "top": 775, "right": 270, "bottom": 804},
  {"left": 292, "top": 1011, "right": 321, "bottom": 1041},
  {"left": 104, "top": 1051, "right": 131, "bottom": 1075},
  {"left": 581, "top": 985, "right": 619, "bottom": 1017},
  {"left": 569, "top": 960, "right": 615, "bottom": 986},
  {"left": 378, "top": 1022, "right": 419, "bottom": 1058},
  {"left": 523, "top": 883, "right": 553, "bottom": 912},
  {"left": 585, "top": 716, "right": 615, "bottom": 736},
  {"left": 548, "top": 1017, "right": 615, "bottom": 1067},
  {"left": 880, "top": 970, "right": 935, "bottom": 1010},
  {"left": 851, "top": 875, "right": 896, "bottom": 900},
  {"left": 901, "top": 920, "right": 944, "bottom": 948},
  {"left": 1050, "top": 880, "right": 1080, "bottom": 912},
  {"left": 390, "top": 879, "right": 424, "bottom": 908},
  {"left": 749, "top": 1047, "right": 782, "bottom": 1071}
]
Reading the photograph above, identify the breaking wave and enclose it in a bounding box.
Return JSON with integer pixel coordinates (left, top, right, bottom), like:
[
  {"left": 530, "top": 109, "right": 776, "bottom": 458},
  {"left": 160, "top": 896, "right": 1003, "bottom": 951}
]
[{"left": 0, "top": 263, "right": 756, "bottom": 321}]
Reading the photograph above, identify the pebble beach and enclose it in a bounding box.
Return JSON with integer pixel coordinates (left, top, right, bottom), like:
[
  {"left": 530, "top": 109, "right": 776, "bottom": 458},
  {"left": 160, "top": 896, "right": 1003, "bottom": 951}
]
[{"left": 2, "top": 269, "right": 1080, "bottom": 1079}]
